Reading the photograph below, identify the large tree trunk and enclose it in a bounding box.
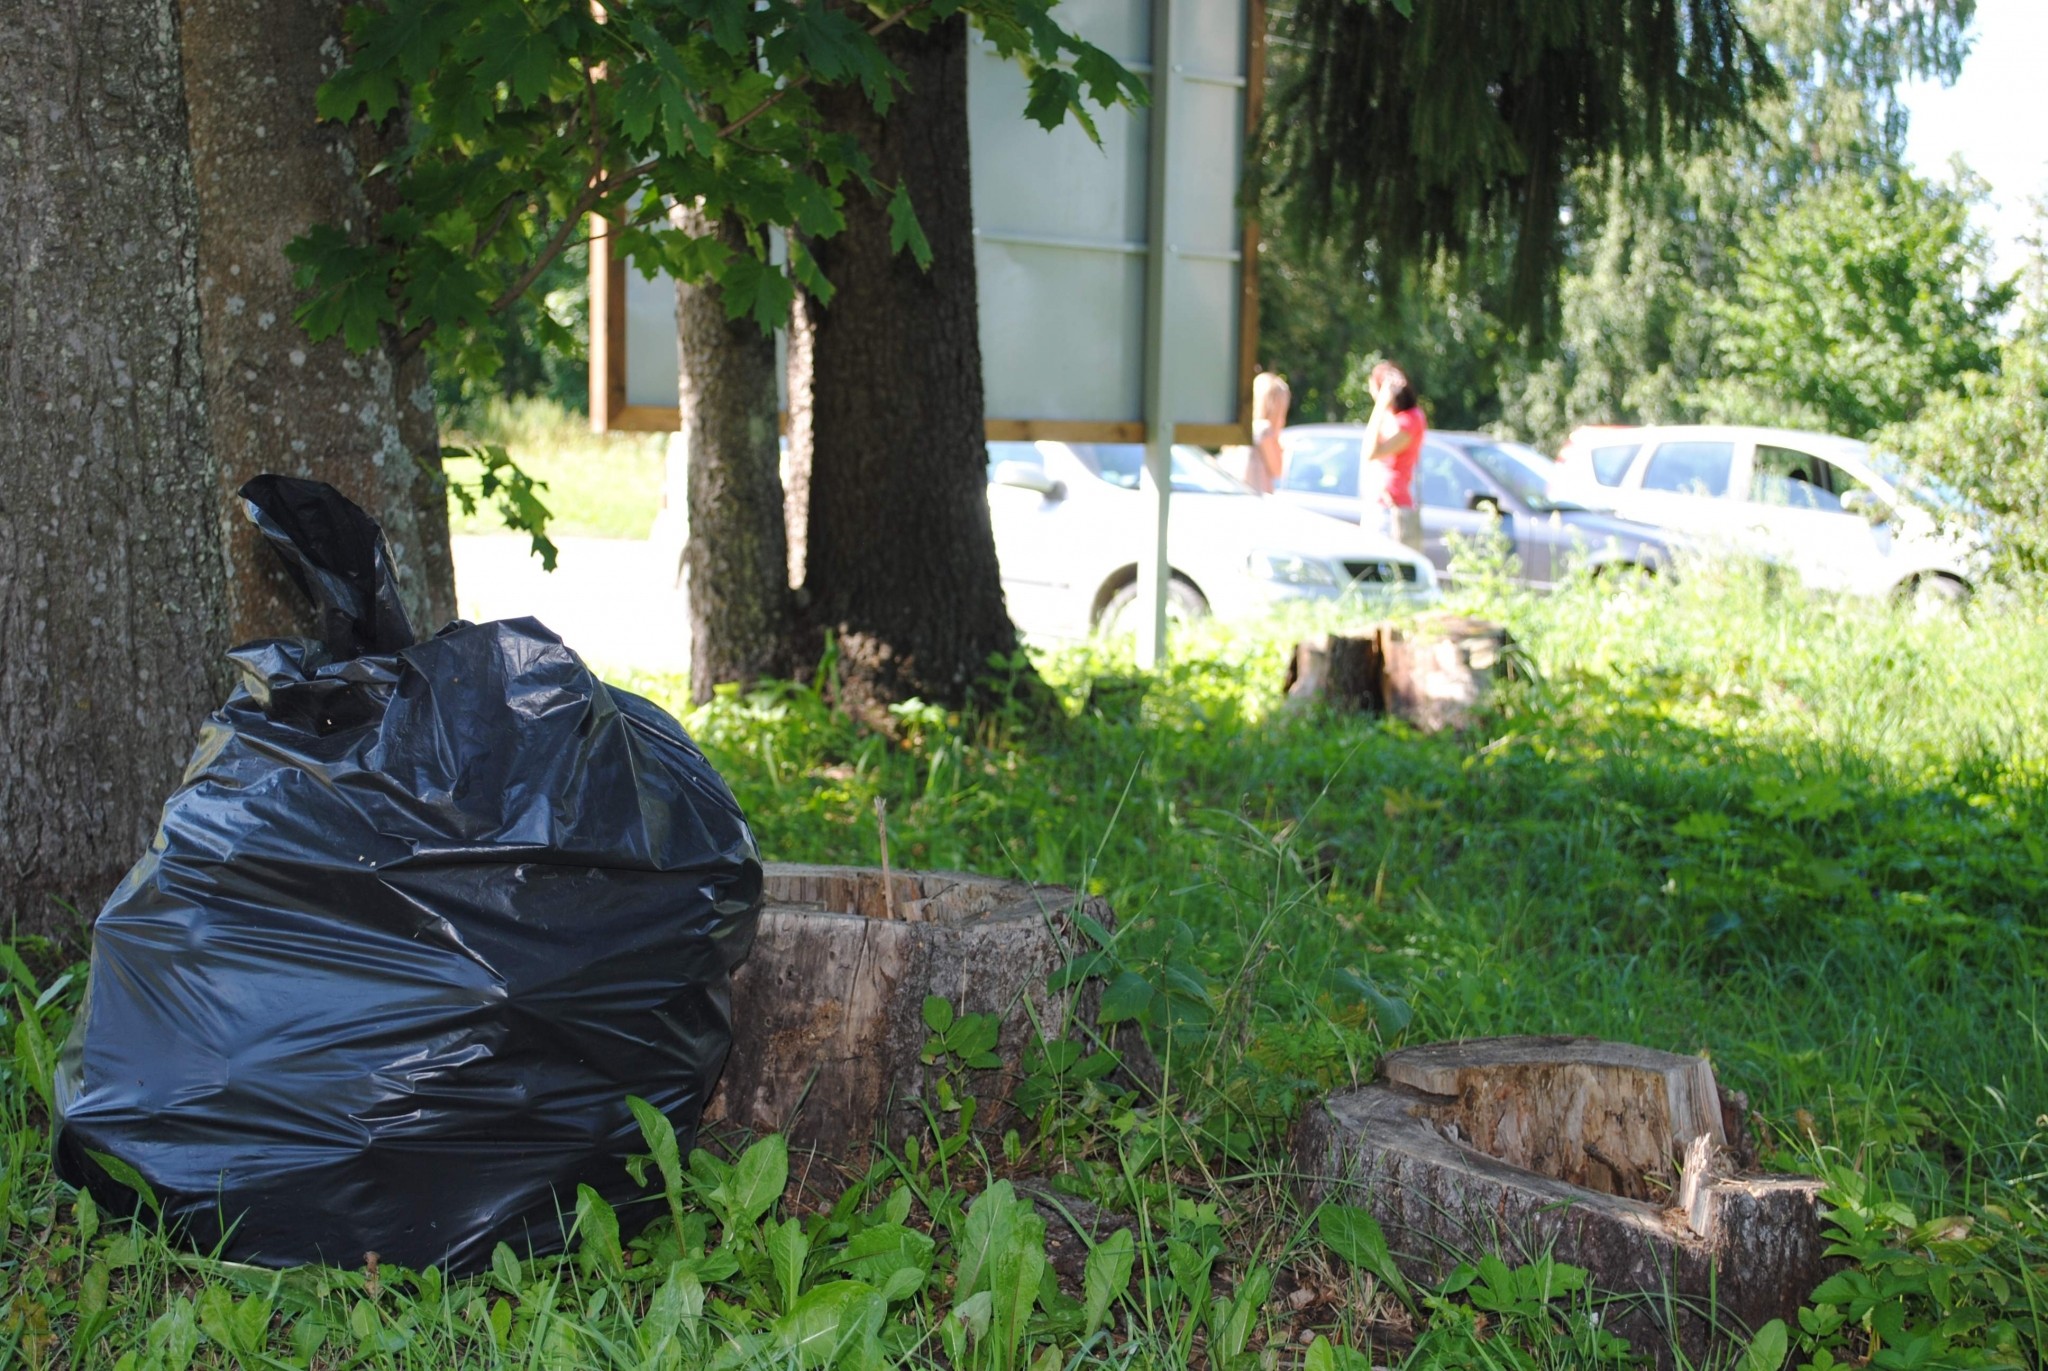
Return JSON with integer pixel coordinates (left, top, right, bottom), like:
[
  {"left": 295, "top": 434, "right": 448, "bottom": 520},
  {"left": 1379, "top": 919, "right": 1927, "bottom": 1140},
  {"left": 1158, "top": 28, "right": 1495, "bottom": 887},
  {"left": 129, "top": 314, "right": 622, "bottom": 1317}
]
[
  {"left": 676, "top": 210, "right": 798, "bottom": 702},
  {"left": 0, "top": 0, "right": 232, "bottom": 946},
  {"left": 179, "top": 0, "right": 457, "bottom": 641},
  {"left": 797, "top": 16, "right": 1025, "bottom": 722}
]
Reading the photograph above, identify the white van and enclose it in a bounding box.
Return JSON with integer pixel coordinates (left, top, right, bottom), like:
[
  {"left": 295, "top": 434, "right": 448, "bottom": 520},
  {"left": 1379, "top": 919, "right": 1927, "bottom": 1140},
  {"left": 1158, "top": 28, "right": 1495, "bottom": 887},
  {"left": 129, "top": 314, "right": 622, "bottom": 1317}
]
[{"left": 1555, "top": 424, "right": 1988, "bottom": 602}]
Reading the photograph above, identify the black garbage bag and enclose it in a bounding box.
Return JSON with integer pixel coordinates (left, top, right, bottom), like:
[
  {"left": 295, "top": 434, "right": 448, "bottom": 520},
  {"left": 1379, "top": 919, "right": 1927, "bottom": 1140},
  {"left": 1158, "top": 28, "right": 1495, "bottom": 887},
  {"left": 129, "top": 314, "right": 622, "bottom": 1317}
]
[{"left": 53, "top": 475, "right": 762, "bottom": 1271}]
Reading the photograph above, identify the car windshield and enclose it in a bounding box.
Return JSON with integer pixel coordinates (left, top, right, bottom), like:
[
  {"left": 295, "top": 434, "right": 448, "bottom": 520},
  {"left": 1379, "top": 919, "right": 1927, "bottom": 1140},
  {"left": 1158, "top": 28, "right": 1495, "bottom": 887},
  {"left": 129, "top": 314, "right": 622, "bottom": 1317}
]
[
  {"left": 1071, "top": 444, "right": 1249, "bottom": 495},
  {"left": 1857, "top": 443, "right": 1980, "bottom": 516},
  {"left": 1458, "top": 440, "right": 1581, "bottom": 512}
]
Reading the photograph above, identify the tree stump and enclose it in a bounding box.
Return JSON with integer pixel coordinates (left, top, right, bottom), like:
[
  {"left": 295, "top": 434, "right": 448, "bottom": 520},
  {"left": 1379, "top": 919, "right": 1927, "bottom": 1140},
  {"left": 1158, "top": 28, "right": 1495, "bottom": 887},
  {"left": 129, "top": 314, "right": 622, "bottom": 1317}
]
[
  {"left": 1284, "top": 616, "right": 1515, "bottom": 732},
  {"left": 704, "top": 864, "right": 1114, "bottom": 1168},
  {"left": 1294, "top": 1036, "right": 1826, "bottom": 1365}
]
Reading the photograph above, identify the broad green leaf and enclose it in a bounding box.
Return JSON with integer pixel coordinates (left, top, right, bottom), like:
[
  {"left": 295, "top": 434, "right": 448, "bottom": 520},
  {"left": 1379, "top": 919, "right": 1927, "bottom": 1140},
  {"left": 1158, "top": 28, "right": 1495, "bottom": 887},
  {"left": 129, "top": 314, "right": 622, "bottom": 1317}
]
[
  {"left": 1211, "top": 1264, "right": 1272, "bottom": 1360},
  {"left": 1304, "top": 1335, "right": 1374, "bottom": 1371},
  {"left": 1097, "top": 970, "right": 1154, "bottom": 1025},
  {"left": 490, "top": 1242, "right": 522, "bottom": 1293},
  {"left": 833, "top": 1221, "right": 934, "bottom": 1289},
  {"left": 953, "top": 1180, "right": 1020, "bottom": 1299},
  {"left": 768, "top": 1215, "right": 810, "bottom": 1312},
  {"left": 628, "top": 1096, "right": 685, "bottom": 1202},
  {"left": 990, "top": 1211, "right": 1049, "bottom": 1353},
  {"left": 473, "top": 9, "right": 559, "bottom": 103},
  {"left": 146, "top": 1296, "right": 199, "bottom": 1371},
  {"left": 772, "top": 1279, "right": 874, "bottom": 1369},
  {"left": 316, "top": 63, "right": 401, "bottom": 123},
  {"left": 949, "top": 1013, "right": 1001, "bottom": 1065},
  {"left": 1167, "top": 1239, "right": 1217, "bottom": 1309},
  {"left": 574, "top": 1185, "right": 623, "bottom": 1276},
  {"left": 641, "top": 1266, "right": 705, "bottom": 1356},
  {"left": 656, "top": 65, "right": 714, "bottom": 157},
  {"left": 196, "top": 1284, "right": 269, "bottom": 1357},
  {"left": 1082, "top": 1227, "right": 1133, "bottom": 1338},
  {"left": 1024, "top": 66, "right": 1086, "bottom": 135},
  {"left": 1736, "top": 1318, "right": 1789, "bottom": 1371},
  {"left": 723, "top": 1132, "right": 789, "bottom": 1228},
  {"left": 13, "top": 988, "right": 53, "bottom": 1111},
  {"left": 74, "top": 1189, "right": 99, "bottom": 1248},
  {"left": 716, "top": 252, "right": 797, "bottom": 333},
  {"left": 784, "top": 175, "right": 845, "bottom": 238},
  {"left": 922, "top": 995, "right": 955, "bottom": 1034},
  {"left": 886, "top": 184, "right": 933, "bottom": 270},
  {"left": 951, "top": 1288, "right": 994, "bottom": 1340},
  {"left": 1317, "top": 1204, "right": 1408, "bottom": 1303},
  {"left": 85, "top": 1150, "right": 159, "bottom": 1215}
]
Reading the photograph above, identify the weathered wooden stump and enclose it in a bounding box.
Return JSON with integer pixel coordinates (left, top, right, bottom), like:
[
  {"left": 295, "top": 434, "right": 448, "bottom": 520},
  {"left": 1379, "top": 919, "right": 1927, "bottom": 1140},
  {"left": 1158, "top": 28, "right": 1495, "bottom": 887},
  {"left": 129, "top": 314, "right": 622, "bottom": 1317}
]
[
  {"left": 1294, "top": 1036, "right": 1825, "bottom": 1364},
  {"left": 704, "top": 864, "right": 1114, "bottom": 1167},
  {"left": 1284, "top": 616, "right": 1515, "bottom": 732}
]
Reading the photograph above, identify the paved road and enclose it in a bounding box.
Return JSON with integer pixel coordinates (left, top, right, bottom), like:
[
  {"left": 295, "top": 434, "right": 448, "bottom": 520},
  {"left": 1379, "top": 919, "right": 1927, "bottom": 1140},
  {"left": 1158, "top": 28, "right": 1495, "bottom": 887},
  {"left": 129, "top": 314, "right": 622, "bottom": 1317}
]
[{"left": 453, "top": 535, "right": 690, "bottom": 675}]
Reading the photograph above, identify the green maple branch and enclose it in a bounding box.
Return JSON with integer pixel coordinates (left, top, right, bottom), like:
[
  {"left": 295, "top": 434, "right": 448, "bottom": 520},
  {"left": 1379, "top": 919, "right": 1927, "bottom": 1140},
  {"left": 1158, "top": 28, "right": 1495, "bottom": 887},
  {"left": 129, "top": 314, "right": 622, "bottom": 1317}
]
[{"left": 393, "top": 1, "right": 926, "bottom": 361}]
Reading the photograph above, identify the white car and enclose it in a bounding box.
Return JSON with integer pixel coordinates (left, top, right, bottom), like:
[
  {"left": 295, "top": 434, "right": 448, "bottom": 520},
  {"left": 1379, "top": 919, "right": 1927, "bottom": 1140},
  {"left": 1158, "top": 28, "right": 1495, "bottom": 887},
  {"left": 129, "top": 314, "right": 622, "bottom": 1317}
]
[
  {"left": 1554, "top": 424, "right": 1988, "bottom": 602},
  {"left": 985, "top": 440, "right": 1435, "bottom": 639}
]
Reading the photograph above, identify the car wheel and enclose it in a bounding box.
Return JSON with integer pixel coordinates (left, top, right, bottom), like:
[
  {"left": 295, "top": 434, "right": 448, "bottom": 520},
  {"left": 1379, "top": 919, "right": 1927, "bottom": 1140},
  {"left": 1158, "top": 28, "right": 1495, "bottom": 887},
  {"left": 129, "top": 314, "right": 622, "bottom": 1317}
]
[
  {"left": 1591, "top": 561, "right": 1656, "bottom": 595},
  {"left": 1904, "top": 574, "right": 1970, "bottom": 618},
  {"left": 1096, "top": 577, "right": 1209, "bottom": 637}
]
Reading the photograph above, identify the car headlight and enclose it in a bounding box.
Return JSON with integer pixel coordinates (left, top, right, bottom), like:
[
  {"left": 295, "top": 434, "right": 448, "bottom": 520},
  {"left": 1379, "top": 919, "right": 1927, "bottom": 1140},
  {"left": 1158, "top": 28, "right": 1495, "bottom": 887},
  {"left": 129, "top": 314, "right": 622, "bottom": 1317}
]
[{"left": 1248, "top": 550, "right": 1340, "bottom": 587}]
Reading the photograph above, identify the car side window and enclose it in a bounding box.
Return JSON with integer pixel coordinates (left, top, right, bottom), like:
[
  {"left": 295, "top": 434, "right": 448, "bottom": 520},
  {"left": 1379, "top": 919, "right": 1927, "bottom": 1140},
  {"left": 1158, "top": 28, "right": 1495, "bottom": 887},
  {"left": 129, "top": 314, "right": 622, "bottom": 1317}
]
[
  {"left": 1276, "top": 434, "right": 1360, "bottom": 497},
  {"left": 1417, "top": 447, "right": 1464, "bottom": 509},
  {"left": 1640, "top": 441, "right": 1734, "bottom": 498},
  {"left": 1812, "top": 456, "right": 1874, "bottom": 506},
  {"left": 1751, "top": 445, "right": 1841, "bottom": 512},
  {"left": 985, "top": 442, "right": 1045, "bottom": 483},
  {"left": 1589, "top": 444, "right": 1641, "bottom": 486}
]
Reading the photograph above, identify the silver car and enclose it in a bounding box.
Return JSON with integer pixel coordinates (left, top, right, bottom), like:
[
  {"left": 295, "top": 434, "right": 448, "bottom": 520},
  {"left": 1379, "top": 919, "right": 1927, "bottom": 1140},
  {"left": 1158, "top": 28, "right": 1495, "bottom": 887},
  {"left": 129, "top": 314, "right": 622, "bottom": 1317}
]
[{"left": 1273, "top": 425, "right": 1682, "bottom": 589}]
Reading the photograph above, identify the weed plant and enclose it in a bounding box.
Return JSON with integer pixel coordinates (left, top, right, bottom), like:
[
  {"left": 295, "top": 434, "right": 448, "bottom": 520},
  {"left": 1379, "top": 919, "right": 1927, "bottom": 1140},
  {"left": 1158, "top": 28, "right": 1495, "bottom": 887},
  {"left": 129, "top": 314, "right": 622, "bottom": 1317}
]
[{"left": 4, "top": 564, "right": 2045, "bottom": 1367}]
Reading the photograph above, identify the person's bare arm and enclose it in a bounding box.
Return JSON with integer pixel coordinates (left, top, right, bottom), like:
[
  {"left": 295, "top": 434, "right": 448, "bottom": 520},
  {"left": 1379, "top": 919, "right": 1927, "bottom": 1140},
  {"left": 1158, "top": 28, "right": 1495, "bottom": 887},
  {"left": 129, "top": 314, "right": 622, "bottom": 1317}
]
[{"left": 1367, "top": 418, "right": 1408, "bottom": 460}]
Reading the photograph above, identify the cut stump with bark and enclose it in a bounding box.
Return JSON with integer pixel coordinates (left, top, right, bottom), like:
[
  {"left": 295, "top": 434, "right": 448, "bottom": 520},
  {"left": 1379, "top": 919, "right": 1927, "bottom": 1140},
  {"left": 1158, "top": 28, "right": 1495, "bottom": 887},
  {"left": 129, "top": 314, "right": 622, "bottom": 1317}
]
[
  {"left": 705, "top": 864, "right": 1116, "bottom": 1169},
  {"left": 1284, "top": 616, "right": 1515, "bottom": 732},
  {"left": 1294, "top": 1036, "right": 1826, "bottom": 1365}
]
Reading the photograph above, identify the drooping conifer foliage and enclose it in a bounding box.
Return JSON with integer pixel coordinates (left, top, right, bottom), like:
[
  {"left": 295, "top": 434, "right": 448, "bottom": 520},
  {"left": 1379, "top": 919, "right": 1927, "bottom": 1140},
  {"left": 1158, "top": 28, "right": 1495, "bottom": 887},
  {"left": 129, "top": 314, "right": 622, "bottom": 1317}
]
[{"left": 1268, "top": 0, "right": 1775, "bottom": 329}]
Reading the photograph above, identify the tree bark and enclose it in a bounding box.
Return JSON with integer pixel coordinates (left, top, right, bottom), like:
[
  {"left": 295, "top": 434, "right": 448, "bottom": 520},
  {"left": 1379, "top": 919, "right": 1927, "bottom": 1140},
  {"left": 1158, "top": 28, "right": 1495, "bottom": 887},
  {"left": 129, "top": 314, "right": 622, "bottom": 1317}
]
[
  {"left": 178, "top": 0, "right": 456, "bottom": 641},
  {"left": 706, "top": 864, "right": 1118, "bottom": 1173},
  {"left": 1284, "top": 616, "right": 1517, "bottom": 732},
  {"left": 1294, "top": 1037, "right": 1827, "bottom": 1366},
  {"left": 797, "top": 16, "right": 1026, "bottom": 722},
  {"left": 0, "top": 0, "right": 232, "bottom": 945},
  {"left": 676, "top": 210, "right": 798, "bottom": 702}
]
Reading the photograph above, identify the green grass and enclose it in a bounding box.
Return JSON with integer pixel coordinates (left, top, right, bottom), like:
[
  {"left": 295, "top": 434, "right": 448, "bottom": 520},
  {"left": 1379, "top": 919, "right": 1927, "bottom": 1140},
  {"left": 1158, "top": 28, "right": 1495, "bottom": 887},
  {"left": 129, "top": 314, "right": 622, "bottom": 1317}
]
[
  {"left": 5, "top": 566, "right": 2047, "bottom": 1367},
  {"left": 443, "top": 396, "right": 667, "bottom": 540}
]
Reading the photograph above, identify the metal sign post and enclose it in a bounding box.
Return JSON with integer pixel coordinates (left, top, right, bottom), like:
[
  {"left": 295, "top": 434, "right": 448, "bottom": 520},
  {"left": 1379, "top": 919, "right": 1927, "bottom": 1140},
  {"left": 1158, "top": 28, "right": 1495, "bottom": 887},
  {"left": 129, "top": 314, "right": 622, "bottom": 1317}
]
[{"left": 1134, "top": 0, "right": 1178, "bottom": 667}]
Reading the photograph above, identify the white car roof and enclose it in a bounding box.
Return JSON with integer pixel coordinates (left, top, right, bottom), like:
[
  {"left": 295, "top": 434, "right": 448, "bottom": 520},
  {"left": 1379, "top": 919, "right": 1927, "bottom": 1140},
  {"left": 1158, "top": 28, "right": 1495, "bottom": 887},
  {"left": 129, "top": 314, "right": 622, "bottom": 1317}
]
[{"left": 1626, "top": 424, "right": 1867, "bottom": 458}]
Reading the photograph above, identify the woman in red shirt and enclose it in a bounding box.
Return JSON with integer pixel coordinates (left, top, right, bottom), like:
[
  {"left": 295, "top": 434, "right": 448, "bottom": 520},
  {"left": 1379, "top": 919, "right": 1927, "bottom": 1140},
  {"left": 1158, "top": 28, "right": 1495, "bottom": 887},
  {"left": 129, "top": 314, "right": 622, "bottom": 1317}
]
[{"left": 1362, "top": 361, "right": 1426, "bottom": 552}]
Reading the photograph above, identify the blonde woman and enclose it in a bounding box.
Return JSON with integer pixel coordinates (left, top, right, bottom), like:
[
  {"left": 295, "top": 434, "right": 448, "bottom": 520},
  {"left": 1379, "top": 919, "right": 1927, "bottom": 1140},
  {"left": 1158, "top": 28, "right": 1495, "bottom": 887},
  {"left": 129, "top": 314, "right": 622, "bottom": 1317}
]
[{"left": 1247, "top": 371, "right": 1291, "bottom": 494}]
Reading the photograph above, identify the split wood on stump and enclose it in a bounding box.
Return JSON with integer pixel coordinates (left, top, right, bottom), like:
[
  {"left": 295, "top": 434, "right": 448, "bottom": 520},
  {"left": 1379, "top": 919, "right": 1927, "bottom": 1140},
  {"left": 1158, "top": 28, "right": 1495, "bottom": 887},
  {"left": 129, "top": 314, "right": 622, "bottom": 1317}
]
[
  {"left": 1294, "top": 1036, "right": 1825, "bottom": 1366},
  {"left": 705, "top": 864, "right": 1121, "bottom": 1170},
  {"left": 1284, "top": 616, "right": 1515, "bottom": 732}
]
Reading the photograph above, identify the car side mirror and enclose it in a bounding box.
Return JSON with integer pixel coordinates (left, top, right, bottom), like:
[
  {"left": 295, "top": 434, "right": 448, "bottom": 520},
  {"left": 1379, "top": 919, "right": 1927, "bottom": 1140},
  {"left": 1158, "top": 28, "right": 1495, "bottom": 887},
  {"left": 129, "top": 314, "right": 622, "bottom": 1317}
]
[
  {"left": 991, "top": 460, "right": 1065, "bottom": 500},
  {"left": 1840, "top": 488, "right": 1889, "bottom": 523}
]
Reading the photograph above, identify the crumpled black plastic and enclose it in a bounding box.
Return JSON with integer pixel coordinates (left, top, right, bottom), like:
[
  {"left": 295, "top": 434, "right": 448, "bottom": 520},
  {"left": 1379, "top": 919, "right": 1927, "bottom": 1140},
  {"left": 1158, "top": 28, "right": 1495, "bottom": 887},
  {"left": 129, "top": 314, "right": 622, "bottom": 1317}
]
[{"left": 54, "top": 475, "right": 762, "bottom": 1271}]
